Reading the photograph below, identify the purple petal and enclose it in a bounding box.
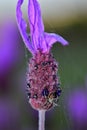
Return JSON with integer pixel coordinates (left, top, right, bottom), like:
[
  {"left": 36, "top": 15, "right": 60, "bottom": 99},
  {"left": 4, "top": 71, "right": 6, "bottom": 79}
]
[
  {"left": 16, "top": 0, "right": 34, "bottom": 54},
  {"left": 39, "top": 35, "right": 48, "bottom": 52},
  {"left": 28, "top": 0, "right": 44, "bottom": 50},
  {"left": 44, "top": 32, "right": 69, "bottom": 51}
]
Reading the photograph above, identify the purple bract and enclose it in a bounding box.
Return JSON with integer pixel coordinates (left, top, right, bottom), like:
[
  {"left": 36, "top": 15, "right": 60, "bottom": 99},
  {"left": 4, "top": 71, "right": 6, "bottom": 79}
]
[{"left": 16, "top": 0, "right": 68, "bottom": 55}]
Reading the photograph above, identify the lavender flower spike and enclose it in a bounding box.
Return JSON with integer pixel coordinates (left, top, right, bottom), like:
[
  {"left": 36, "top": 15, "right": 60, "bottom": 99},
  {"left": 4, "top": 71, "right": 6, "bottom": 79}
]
[
  {"left": 16, "top": 0, "right": 68, "bottom": 130},
  {"left": 16, "top": 0, "right": 68, "bottom": 55},
  {"left": 16, "top": 0, "right": 68, "bottom": 110}
]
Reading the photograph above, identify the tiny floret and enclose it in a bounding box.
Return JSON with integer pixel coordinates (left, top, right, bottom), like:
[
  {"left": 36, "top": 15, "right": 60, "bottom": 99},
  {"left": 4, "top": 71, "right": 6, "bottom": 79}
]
[{"left": 16, "top": 0, "right": 68, "bottom": 110}]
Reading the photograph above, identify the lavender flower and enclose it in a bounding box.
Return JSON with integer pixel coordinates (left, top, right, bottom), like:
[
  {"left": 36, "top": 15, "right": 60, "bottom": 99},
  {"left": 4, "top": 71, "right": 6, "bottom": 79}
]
[
  {"left": 16, "top": 1, "right": 69, "bottom": 130},
  {"left": 16, "top": 0, "right": 68, "bottom": 111}
]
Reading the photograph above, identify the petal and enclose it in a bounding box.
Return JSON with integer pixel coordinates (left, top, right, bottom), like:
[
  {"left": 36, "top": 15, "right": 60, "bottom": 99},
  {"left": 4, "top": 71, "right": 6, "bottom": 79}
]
[
  {"left": 44, "top": 32, "right": 69, "bottom": 50},
  {"left": 28, "top": 0, "right": 44, "bottom": 50},
  {"left": 16, "top": 0, "right": 34, "bottom": 54},
  {"left": 39, "top": 34, "right": 48, "bottom": 52}
]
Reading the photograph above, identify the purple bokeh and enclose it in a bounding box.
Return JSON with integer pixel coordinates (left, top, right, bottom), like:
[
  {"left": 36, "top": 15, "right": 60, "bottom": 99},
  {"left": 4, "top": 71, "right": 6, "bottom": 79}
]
[
  {"left": 0, "top": 21, "right": 23, "bottom": 74},
  {"left": 0, "top": 20, "right": 24, "bottom": 92},
  {"left": 68, "top": 90, "right": 87, "bottom": 122},
  {"left": 67, "top": 87, "right": 87, "bottom": 130},
  {"left": 0, "top": 98, "right": 21, "bottom": 130}
]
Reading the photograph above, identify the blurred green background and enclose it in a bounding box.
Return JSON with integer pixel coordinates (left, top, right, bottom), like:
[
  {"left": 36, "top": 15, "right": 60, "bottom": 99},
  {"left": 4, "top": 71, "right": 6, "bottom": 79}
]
[{"left": 0, "top": 0, "right": 87, "bottom": 130}]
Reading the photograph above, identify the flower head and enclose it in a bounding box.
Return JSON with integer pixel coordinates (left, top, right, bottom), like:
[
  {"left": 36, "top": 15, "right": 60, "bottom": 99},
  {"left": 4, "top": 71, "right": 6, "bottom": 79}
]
[
  {"left": 16, "top": 0, "right": 68, "bottom": 55},
  {"left": 16, "top": 0, "right": 68, "bottom": 111}
]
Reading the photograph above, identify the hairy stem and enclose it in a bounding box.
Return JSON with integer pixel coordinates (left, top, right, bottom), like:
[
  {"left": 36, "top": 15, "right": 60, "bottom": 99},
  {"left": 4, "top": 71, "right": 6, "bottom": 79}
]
[{"left": 38, "top": 110, "right": 46, "bottom": 130}]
